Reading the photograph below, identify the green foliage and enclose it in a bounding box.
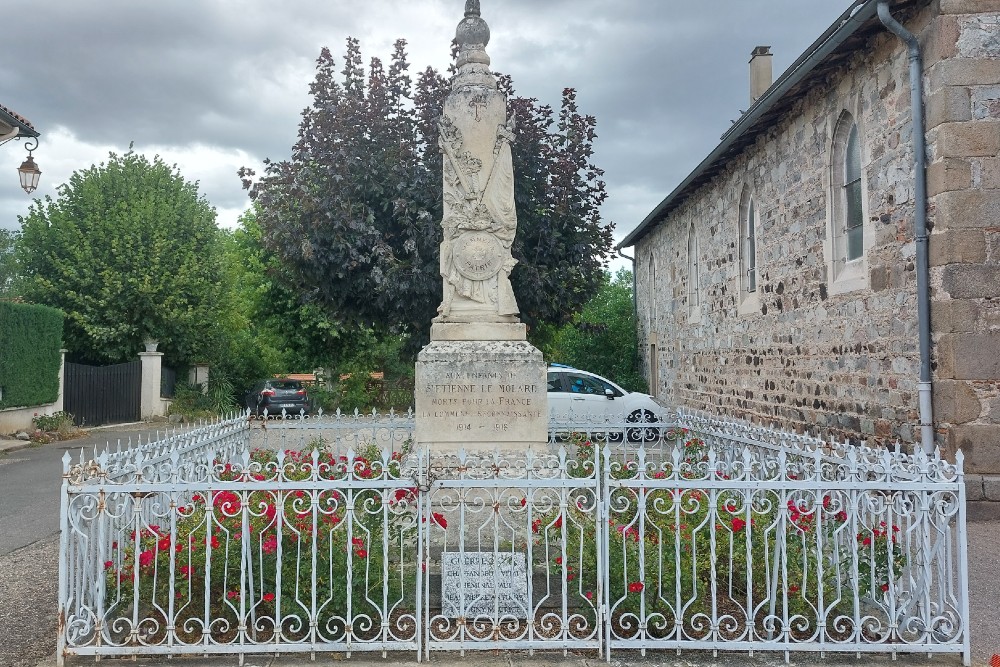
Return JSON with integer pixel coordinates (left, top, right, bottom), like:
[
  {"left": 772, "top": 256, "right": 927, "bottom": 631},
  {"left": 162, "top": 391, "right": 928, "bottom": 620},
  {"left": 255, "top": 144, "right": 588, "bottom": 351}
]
[
  {"left": 30, "top": 411, "right": 80, "bottom": 442},
  {"left": 0, "top": 301, "right": 63, "bottom": 409},
  {"left": 220, "top": 212, "right": 329, "bottom": 374},
  {"left": 537, "top": 269, "right": 645, "bottom": 393},
  {"left": 105, "top": 448, "right": 417, "bottom": 641},
  {"left": 325, "top": 331, "right": 415, "bottom": 413},
  {"left": 17, "top": 149, "right": 224, "bottom": 368},
  {"left": 0, "top": 229, "right": 19, "bottom": 298},
  {"left": 167, "top": 382, "right": 221, "bottom": 422},
  {"left": 31, "top": 411, "right": 74, "bottom": 432},
  {"left": 242, "top": 40, "right": 612, "bottom": 347},
  {"left": 219, "top": 210, "right": 412, "bottom": 407}
]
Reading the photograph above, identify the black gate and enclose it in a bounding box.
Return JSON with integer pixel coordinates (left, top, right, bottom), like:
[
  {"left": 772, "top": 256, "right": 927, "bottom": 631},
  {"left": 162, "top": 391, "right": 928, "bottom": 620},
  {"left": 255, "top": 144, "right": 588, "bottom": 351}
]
[{"left": 64, "top": 360, "right": 142, "bottom": 426}]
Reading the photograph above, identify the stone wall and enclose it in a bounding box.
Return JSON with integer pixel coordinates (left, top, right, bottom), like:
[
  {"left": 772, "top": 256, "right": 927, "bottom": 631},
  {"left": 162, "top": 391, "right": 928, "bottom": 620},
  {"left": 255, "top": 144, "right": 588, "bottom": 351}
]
[
  {"left": 634, "top": 1, "right": 1000, "bottom": 472},
  {"left": 926, "top": 1, "right": 1000, "bottom": 472}
]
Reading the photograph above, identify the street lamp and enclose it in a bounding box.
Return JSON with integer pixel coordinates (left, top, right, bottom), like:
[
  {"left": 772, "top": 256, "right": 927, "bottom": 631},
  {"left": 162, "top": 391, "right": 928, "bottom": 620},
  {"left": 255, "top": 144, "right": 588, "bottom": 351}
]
[{"left": 17, "top": 138, "right": 40, "bottom": 194}]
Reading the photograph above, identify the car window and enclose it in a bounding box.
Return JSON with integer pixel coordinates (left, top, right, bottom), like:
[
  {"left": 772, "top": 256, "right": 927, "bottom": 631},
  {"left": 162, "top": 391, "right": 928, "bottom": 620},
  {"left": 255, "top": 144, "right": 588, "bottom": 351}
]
[
  {"left": 595, "top": 377, "right": 624, "bottom": 398},
  {"left": 565, "top": 374, "right": 606, "bottom": 395},
  {"left": 268, "top": 380, "right": 303, "bottom": 390},
  {"left": 546, "top": 373, "right": 565, "bottom": 393}
]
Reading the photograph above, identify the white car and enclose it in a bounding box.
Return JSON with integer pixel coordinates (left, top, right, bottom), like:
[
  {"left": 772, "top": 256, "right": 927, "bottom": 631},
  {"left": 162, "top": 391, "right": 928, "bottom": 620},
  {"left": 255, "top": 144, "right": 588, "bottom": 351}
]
[{"left": 546, "top": 365, "right": 665, "bottom": 441}]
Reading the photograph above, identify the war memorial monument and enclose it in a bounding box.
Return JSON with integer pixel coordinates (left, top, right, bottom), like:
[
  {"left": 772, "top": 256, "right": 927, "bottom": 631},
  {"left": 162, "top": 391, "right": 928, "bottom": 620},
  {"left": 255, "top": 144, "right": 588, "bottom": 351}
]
[{"left": 414, "top": 0, "right": 548, "bottom": 452}]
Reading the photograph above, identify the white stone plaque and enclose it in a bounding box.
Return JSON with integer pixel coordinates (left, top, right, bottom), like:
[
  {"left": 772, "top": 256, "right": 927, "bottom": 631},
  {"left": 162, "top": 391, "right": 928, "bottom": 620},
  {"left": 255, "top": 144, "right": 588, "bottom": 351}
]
[
  {"left": 415, "top": 340, "right": 547, "bottom": 450},
  {"left": 441, "top": 551, "right": 528, "bottom": 617}
]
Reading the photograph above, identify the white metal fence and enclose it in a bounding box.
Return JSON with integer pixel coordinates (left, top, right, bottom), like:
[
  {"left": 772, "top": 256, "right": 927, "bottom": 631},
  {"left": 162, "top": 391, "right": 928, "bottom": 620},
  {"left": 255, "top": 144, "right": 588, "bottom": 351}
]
[{"left": 57, "top": 411, "right": 970, "bottom": 665}]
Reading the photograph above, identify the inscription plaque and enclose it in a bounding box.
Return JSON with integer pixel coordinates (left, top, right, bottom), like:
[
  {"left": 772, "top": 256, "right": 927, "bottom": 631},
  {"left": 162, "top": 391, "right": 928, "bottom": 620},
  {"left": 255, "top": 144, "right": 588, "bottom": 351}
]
[
  {"left": 414, "top": 341, "right": 548, "bottom": 449},
  {"left": 441, "top": 551, "right": 528, "bottom": 617}
]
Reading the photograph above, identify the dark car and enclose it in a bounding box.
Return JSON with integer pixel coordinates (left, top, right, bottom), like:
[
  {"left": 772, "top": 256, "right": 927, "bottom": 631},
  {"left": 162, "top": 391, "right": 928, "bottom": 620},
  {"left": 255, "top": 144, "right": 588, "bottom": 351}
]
[{"left": 244, "top": 379, "right": 311, "bottom": 417}]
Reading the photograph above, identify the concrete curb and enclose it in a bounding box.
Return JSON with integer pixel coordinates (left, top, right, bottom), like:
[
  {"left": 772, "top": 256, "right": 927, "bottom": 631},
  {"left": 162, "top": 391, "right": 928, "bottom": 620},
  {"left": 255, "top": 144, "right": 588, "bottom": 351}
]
[{"left": 0, "top": 439, "right": 34, "bottom": 455}]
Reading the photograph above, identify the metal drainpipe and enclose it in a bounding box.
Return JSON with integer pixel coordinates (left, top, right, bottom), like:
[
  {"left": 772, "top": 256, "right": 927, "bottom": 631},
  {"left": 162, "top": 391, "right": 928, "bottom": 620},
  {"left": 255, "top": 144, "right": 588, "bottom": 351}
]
[
  {"left": 617, "top": 248, "right": 637, "bottom": 323},
  {"left": 617, "top": 248, "right": 643, "bottom": 385},
  {"left": 877, "top": 0, "right": 934, "bottom": 453}
]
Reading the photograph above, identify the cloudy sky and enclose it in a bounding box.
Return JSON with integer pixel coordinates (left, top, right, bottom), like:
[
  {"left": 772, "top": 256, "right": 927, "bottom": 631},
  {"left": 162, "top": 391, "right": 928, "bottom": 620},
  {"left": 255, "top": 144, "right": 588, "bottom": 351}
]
[{"left": 0, "top": 0, "right": 856, "bottom": 261}]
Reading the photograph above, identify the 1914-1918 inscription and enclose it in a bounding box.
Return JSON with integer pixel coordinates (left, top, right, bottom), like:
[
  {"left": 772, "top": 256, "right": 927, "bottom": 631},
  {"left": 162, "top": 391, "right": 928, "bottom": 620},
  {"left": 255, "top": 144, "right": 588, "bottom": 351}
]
[
  {"left": 414, "top": 340, "right": 548, "bottom": 449},
  {"left": 417, "top": 368, "right": 543, "bottom": 436},
  {"left": 441, "top": 551, "right": 528, "bottom": 617}
]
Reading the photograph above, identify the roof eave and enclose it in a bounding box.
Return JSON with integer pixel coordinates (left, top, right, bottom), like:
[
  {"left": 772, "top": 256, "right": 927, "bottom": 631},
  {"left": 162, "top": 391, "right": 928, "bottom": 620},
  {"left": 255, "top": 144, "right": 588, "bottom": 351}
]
[
  {"left": 0, "top": 108, "right": 39, "bottom": 139},
  {"left": 617, "top": 0, "right": 878, "bottom": 249}
]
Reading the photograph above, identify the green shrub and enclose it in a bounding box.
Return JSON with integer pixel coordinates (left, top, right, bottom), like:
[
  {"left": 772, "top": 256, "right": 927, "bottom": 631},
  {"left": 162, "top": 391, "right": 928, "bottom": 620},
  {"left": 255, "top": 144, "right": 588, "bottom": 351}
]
[
  {"left": 168, "top": 382, "right": 219, "bottom": 421},
  {"left": 0, "top": 302, "right": 63, "bottom": 409},
  {"left": 104, "top": 448, "right": 417, "bottom": 642}
]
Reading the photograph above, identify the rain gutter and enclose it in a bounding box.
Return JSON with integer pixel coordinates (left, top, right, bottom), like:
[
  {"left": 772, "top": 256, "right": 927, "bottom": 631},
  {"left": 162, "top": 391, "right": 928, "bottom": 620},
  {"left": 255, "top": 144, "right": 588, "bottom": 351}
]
[{"left": 877, "top": 0, "right": 934, "bottom": 454}]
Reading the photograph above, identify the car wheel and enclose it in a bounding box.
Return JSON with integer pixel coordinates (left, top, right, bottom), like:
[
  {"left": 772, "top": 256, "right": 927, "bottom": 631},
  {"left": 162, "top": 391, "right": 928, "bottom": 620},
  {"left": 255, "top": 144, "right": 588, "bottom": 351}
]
[{"left": 626, "top": 410, "right": 660, "bottom": 443}]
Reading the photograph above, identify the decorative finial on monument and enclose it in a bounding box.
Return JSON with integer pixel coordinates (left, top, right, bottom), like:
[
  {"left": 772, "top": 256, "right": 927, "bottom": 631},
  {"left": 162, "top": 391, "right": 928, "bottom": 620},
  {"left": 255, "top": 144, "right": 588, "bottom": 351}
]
[{"left": 456, "top": 0, "right": 490, "bottom": 72}]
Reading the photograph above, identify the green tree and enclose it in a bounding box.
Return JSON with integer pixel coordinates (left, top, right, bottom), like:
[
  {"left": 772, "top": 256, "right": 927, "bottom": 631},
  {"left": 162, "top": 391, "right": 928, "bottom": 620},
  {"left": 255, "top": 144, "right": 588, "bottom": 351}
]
[
  {"left": 18, "top": 150, "right": 223, "bottom": 367},
  {"left": 221, "top": 210, "right": 347, "bottom": 372},
  {"left": 0, "top": 229, "right": 19, "bottom": 298},
  {"left": 241, "top": 39, "right": 612, "bottom": 347},
  {"left": 542, "top": 269, "right": 645, "bottom": 393},
  {"left": 219, "top": 210, "right": 413, "bottom": 403}
]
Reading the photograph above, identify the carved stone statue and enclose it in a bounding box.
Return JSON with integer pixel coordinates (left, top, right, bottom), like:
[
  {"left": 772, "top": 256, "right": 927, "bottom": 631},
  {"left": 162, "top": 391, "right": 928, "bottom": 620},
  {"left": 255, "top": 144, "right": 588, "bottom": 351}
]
[
  {"left": 415, "top": 0, "right": 547, "bottom": 453},
  {"left": 434, "top": 0, "right": 520, "bottom": 323}
]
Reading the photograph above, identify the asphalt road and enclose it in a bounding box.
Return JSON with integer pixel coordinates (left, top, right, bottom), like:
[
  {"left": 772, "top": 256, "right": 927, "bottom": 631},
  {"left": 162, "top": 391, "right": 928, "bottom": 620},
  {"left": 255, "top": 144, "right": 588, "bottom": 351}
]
[
  {"left": 0, "top": 424, "right": 171, "bottom": 555},
  {"left": 0, "top": 425, "right": 998, "bottom": 666}
]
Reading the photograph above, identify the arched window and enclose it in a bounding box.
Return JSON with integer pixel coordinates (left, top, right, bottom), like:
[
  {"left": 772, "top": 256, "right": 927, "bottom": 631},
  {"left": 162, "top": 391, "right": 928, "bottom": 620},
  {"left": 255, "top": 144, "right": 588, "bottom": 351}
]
[
  {"left": 647, "top": 251, "right": 656, "bottom": 331},
  {"left": 687, "top": 224, "right": 700, "bottom": 315},
  {"left": 828, "top": 110, "right": 867, "bottom": 291},
  {"left": 738, "top": 185, "right": 757, "bottom": 296},
  {"left": 844, "top": 123, "right": 863, "bottom": 261}
]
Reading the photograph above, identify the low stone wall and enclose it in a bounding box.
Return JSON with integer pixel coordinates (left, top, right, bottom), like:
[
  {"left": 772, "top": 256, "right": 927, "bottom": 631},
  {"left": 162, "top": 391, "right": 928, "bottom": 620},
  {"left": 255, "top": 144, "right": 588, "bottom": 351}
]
[
  {"left": 966, "top": 474, "right": 1000, "bottom": 521},
  {"left": 0, "top": 402, "right": 62, "bottom": 435}
]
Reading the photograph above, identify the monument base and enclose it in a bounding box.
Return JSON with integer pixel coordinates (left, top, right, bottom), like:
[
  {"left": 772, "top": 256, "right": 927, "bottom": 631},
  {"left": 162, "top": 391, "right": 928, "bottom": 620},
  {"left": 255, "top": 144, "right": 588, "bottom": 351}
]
[
  {"left": 415, "top": 339, "right": 548, "bottom": 451},
  {"left": 430, "top": 322, "right": 526, "bottom": 341}
]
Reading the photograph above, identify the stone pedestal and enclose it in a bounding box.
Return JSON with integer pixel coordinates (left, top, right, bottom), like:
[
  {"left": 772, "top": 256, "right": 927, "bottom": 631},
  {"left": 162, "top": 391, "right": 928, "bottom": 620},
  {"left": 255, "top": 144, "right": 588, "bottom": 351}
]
[
  {"left": 415, "top": 335, "right": 547, "bottom": 451},
  {"left": 138, "top": 351, "right": 165, "bottom": 420}
]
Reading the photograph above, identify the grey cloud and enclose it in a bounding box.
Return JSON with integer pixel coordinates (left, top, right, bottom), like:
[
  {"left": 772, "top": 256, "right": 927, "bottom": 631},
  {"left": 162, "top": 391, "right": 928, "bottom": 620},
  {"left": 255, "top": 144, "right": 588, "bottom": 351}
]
[{"left": 1, "top": 0, "right": 854, "bottom": 236}]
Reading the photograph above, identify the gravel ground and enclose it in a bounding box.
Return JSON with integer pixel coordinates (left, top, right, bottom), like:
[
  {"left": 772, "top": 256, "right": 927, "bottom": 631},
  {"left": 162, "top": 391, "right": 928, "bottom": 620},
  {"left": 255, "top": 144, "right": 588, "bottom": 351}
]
[{"left": 0, "top": 536, "right": 58, "bottom": 667}]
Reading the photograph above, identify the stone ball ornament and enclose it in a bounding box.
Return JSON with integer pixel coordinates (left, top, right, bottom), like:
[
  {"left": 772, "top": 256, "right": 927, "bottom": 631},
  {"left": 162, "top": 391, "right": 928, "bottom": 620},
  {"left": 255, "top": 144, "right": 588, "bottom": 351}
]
[{"left": 456, "top": 0, "right": 490, "bottom": 48}]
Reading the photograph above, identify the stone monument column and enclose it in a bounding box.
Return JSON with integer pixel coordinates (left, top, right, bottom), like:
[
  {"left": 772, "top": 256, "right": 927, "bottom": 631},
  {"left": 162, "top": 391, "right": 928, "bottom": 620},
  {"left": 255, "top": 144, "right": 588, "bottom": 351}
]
[{"left": 415, "top": 0, "right": 547, "bottom": 451}]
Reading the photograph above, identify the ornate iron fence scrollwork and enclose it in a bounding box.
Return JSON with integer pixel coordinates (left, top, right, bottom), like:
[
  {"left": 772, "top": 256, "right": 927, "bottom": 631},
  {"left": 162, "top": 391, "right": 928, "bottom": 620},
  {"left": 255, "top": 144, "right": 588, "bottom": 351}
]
[{"left": 57, "top": 412, "right": 970, "bottom": 665}]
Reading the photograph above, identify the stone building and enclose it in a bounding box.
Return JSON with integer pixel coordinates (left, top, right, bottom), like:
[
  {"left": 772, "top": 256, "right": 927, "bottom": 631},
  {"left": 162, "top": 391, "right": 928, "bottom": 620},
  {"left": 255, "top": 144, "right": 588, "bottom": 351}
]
[{"left": 618, "top": 0, "right": 1000, "bottom": 474}]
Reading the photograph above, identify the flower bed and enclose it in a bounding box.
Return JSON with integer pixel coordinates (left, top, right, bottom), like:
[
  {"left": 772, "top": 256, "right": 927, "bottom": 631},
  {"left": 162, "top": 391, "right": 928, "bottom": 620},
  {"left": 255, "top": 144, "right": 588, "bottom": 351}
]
[
  {"left": 101, "top": 443, "right": 420, "bottom": 645},
  {"left": 548, "top": 432, "right": 909, "bottom": 643}
]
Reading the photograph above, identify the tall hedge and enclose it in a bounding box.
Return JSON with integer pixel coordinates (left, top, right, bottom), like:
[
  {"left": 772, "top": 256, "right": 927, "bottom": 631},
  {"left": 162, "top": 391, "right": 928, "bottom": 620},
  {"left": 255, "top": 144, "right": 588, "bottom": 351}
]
[{"left": 0, "top": 302, "right": 64, "bottom": 409}]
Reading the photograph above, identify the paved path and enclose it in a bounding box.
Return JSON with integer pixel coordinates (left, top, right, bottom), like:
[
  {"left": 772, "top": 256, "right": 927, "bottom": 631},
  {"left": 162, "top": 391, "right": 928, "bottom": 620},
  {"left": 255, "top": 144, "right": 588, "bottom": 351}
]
[{"left": 0, "top": 423, "right": 174, "bottom": 555}]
